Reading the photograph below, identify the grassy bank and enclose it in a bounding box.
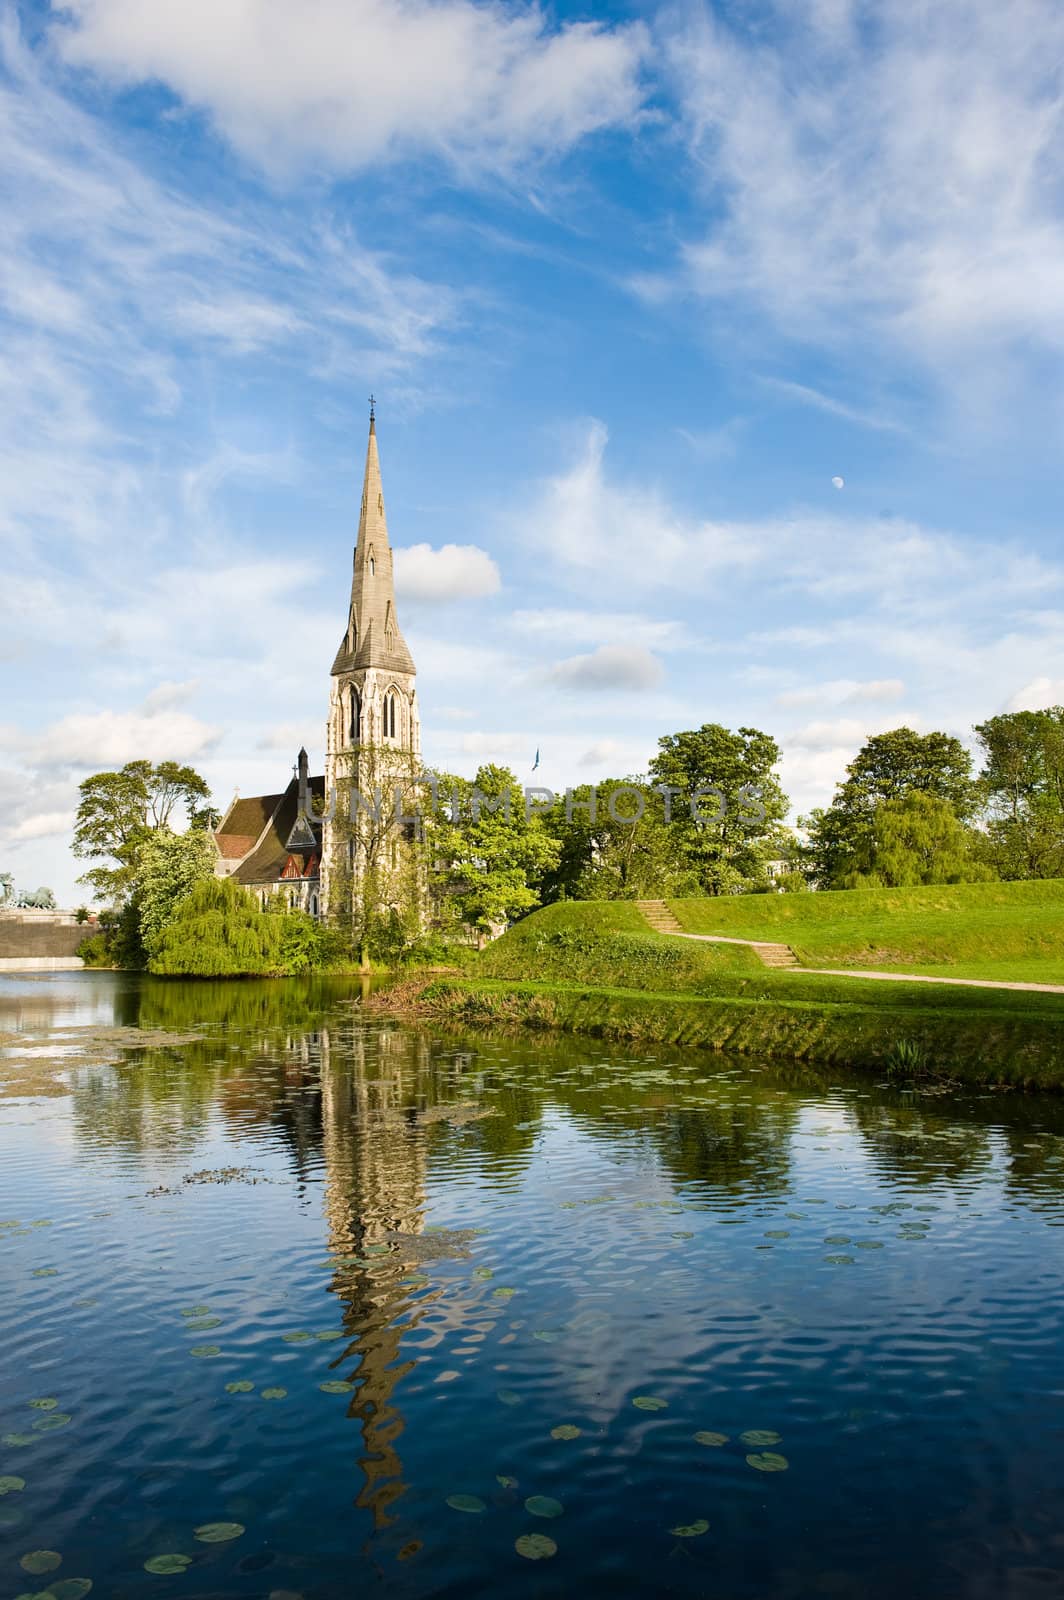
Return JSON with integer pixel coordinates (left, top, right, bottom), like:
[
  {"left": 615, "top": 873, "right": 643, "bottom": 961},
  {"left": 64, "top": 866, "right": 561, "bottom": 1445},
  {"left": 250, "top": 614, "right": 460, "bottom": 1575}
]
[
  {"left": 669, "top": 879, "right": 1064, "bottom": 981},
  {"left": 378, "top": 895, "right": 1064, "bottom": 1087}
]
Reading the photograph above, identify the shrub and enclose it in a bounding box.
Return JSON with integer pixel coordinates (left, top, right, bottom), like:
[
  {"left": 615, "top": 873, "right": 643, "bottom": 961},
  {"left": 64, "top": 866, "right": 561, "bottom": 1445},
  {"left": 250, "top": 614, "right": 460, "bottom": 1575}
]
[
  {"left": 77, "top": 932, "right": 113, "bottom": 968},
  {"left": 149, "top": 878, "right": 286, "bottom": 976}
]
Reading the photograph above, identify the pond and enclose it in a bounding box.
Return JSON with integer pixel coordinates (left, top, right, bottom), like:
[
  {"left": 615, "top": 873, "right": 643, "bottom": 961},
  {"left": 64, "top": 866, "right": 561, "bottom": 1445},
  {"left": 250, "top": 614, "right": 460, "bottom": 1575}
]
[{"left": 2, "top": 973, "right": 1064, "bottom": 1598}]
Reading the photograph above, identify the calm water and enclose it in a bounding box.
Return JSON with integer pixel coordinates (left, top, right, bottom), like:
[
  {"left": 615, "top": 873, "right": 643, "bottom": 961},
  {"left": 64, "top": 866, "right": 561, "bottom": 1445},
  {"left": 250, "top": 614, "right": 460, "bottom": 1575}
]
[{"left": 2, "top": 976, "right": 1064, "bottom": 1599}]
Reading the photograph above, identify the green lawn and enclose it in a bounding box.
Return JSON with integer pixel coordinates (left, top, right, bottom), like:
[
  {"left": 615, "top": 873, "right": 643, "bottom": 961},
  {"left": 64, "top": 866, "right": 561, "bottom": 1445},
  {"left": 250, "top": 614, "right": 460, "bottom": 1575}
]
[
  {"left": 388, "top": 894, "right": 1064, "bottom": 1084},
  {"left": 668, "top": 880, "right": 1064, "bottom": 982}
]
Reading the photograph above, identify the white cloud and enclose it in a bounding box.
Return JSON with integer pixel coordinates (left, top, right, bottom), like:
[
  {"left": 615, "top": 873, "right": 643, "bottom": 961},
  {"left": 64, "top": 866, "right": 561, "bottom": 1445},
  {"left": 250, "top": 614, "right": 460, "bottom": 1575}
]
[
  {"left": 526, "top": 420, "right": 757, "bottom": 585},
  {"left": 550, "top": 644, "right": 664, "bottom": 693},
  {"left": 22, "top": 707, "right": 222, "bottom": 770},
  {"left": 53, "top": 0, "right": 647, "bottom": 179},
  {"left": 511, "top": 608, "right": 689, "bottom": 650},
  {"left": 393, "top": 542, "right": 501, "bottom": 602},
  {"left": 578, "top": 739, "right": 621, "bottom": 767},
  {"left": 761, "top": 377, "right": 907, "bottom": 437},
  {"left": 663, "top": 0, "right": 1064, "bottom": 372},
  {"left": 7, "top": 811, "right": 74, "bottom": 842},
  {"left": 775, "top": 678, "right": 905, "bottom": 709},
  {"left": 1006, "top": 678, "right": 1064, "bottom": 712}
]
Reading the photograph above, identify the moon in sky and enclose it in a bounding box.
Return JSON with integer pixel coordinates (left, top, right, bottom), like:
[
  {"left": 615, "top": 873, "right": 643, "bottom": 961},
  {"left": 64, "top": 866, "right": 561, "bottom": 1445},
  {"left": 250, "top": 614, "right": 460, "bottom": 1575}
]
[{"left": 831, "top": 476, "right": 845, "bottom": 489}]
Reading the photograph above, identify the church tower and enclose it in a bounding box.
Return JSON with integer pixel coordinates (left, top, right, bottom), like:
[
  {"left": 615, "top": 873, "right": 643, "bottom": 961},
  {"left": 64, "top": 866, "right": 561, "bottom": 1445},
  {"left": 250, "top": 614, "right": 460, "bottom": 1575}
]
[{"left": 322, "top": 407, "right": 422, "bottom": 928}]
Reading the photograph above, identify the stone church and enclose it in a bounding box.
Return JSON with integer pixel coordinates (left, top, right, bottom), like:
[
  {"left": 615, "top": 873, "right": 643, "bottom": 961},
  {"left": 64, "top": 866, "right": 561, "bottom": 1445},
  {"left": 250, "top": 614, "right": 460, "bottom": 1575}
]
[{"left": 213, "top": 409, "right": 421, "bottom": 925}]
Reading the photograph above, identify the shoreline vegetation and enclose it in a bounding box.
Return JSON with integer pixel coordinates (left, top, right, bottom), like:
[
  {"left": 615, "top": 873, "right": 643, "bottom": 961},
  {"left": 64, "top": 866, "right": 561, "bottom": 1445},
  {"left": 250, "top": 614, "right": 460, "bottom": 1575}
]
[{"left": 369, "top": 885, "right": 1064, "bottom": 1090}]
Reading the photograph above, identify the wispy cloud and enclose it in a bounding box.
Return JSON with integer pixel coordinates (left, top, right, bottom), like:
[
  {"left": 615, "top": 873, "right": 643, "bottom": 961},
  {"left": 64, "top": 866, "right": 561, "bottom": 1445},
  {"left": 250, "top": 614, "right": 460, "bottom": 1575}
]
[
  {"left": 759, "top": 377, "right": 908, "bottom": 436},
  {"left": 660, "top": 0, "right": 1064, "bottom": 389},
  {"left": 53, "top": 0, "right": 648, "bottom": 180}
]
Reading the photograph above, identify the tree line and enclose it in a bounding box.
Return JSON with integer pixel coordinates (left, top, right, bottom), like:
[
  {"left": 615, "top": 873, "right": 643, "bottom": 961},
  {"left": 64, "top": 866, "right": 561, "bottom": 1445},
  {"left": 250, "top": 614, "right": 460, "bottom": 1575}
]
[{"left": 67, "top": 707, "right": 1064, "bottom": 970}]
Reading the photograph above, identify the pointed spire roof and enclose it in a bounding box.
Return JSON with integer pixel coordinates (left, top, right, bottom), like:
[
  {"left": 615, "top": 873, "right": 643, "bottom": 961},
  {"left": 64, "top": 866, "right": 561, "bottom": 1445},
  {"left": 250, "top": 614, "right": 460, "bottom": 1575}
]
[{"left": 332, "top": 407, "right": 416, "bottom": 678}]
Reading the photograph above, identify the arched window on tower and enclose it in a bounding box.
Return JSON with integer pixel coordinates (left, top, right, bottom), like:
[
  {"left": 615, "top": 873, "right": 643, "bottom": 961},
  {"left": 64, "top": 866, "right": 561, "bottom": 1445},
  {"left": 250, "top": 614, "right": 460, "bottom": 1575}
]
[
  {"left": 384, "top": 691, "right": 398, "bottom": 740},
  {"left": 348, "top": 688, "right": 360, "bottom": 745}
]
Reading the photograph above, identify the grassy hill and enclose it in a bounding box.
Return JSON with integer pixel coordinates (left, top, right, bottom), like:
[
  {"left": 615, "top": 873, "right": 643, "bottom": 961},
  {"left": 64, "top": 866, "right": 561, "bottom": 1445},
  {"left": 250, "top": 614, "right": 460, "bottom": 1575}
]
[
  {"left": 384, "top": 893, "right": 1064, "bottom": 1088},
  {"left": 669, "top": 879, "right": 1064, "bottom": 983}
]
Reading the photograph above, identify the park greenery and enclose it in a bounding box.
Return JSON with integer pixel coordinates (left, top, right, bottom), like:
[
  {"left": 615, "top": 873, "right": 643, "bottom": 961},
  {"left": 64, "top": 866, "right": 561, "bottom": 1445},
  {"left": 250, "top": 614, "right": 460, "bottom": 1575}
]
[{"left": 63, "top": 706, "right": 1064, "bottom": 978}]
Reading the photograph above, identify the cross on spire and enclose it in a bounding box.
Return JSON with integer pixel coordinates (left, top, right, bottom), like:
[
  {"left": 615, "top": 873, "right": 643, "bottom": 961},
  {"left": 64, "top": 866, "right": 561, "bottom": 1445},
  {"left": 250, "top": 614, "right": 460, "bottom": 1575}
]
[{"left": 368, "top": 393, "right": 376, "bottom": 421}]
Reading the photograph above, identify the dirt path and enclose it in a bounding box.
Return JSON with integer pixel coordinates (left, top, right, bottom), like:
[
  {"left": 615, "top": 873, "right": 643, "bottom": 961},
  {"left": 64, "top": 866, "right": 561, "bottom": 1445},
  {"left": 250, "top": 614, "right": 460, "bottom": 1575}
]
[{"left": 635, "top": 904, "right": 1064, "bottom": 995}]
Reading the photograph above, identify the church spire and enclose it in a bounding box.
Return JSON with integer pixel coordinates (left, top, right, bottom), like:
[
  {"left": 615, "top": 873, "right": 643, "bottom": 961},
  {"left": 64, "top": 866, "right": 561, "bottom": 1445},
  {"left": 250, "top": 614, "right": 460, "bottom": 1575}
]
[{"left": 331, "top": 406, "right": 415, "bottom": 677}]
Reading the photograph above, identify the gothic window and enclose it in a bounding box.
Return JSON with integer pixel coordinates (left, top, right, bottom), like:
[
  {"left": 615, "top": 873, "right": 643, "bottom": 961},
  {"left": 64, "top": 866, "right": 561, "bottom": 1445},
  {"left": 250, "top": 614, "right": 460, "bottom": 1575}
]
[
  {"left": 310, "top": 893, "right": 319, "bottom": 918},
  {"left": 348, "top": 688, "right": 360, "bottom": 745},
  {"left": 384, "top": 691, "right": 398, "bottom": 740}
]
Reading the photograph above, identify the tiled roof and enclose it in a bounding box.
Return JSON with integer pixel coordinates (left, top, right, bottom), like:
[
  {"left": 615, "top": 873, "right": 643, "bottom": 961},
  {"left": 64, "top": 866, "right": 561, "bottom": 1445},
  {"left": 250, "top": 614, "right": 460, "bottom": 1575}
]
[
  {"left": 215, "top": 794, "right": 285, "bottom": 859},
  {"left": 230, "top": 776, "right": 324, "bottom": 886}
]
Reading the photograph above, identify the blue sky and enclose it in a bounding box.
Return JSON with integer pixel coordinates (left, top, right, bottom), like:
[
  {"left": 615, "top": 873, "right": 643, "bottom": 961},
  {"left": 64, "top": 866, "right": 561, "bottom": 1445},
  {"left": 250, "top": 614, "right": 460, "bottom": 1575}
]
[{"left": 3, "top": 0, "right": 1064, "bottom": 903}]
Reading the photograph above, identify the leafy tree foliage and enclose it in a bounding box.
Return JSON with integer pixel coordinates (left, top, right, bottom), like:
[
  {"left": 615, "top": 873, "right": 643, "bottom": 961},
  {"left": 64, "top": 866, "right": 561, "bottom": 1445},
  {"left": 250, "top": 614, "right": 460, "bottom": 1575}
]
[
  {"left": 647, "top": 724, "right": 789, "bottom": 895},
  {"left": 803, "top": 728, "right": 977, "bottom": 888},
  {"left": 136, "top": 829, "right": 217, "bottom": 955},
  {"left": 843, "top": 792, "right": 995, "bottom": 888},
  {"left": 73, "top": 761, "right": 212, "bottom": 902},
  {"left": 541, "top": 779, "right": 701, "bottom": 902},
  {"left": 429, "top": 764, "right": 560, "bottom": 934},
  {"left": 149, "top": 877, "right": 286, "bottom": 976},
  {"left": 975, "top": 708, "right": 1064, "bottom": 880}
]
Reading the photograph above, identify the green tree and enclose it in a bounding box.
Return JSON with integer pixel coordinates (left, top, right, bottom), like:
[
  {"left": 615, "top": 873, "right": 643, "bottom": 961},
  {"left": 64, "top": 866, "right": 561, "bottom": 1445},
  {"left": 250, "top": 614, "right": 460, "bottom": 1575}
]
[
  {"left": 647, "top": 724, "right": 789, "bottom": 895},
  {"left": 149, "top": 877, "right": 286, "bottom": 976},
  {"left": 541, "top": 778, "right": 700, "bottom": 902},
  {"left": 844, "top": 792, "right": 995, "bottom": 887},
  {"left": 430, "top": 764, "right": 560, "bottom": 935},
  {"left": 73, "top": 761, "right": 212, "bottom": 902},
  {"left": 975, "top": 708, "right": 1064, "bottom": 880},
  {"left": 803, "top": 728, "right": 976, "bottom": 888},
  {"left": 136, "top": 829, "right": 217, "bottom": 955}
]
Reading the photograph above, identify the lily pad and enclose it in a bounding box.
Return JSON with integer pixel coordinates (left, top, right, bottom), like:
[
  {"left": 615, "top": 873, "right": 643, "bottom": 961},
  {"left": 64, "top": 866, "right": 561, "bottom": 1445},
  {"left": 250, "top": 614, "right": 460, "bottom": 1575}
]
[
  {"left": 261, "top": 1387, "right": 287, "bottom": 1400},
  {"left": 20, "top": 1550, "right": 61, "bottom": 1574},
  {"left": 746, "top": 1451, "right": 789, "bottom": 1472},
  {"left": 28, "top": 1399, "right": 57, "bottom": 1410},
  {"left": 47, "top": 1581, "right": 93, "bottom": 1599},
  {"left": 524, "top": 1495, "right": 563, "bottom": 1519},
  {"left": 193, "top": 1521, "right": 245, "bottom": 1543},
  {"left": 225, "top": 1381, "right": 254, "bottom": 1394},
  {"left": 446, "top": 1493, "right": 486, "bottom": 1514},
  {"left": 823, "top": 1254, "right": 855, "bottom": 1265},
  {"left": 183, "top": 1316, "right": 221, "bottom": 1331},
  {"left": 515, "top": 1533, "right": 557, "bottom": 1560},
  {"left": 492, "top": 1287, "right": 516, "bottom": 1300},
  {"left": 144, "top": 1554, "right": 192, "bottom": 1575},
  {"left": 2, "top": 1434, "right": 36, "bottom": 1447},
  {"left": 180, "top": 1306, "right": 211, "bottom": 1317},
  {"left": 473, "top": 1267, "right": 494, "bottom": 1280},
  {"left": 314, "top": 1330, "right": 345, "bottom": 1341},
  {"left": 0, "top": 1475, "right": 26, "bottom": 1494},
  {"left": 550, "top": 1424, "right": 581, "bottom": 1440},
  {"left": 739, "top": 1429, "right": 781, "bottom": 1447},
  {"left": 31, "top": 1268, "right": 58, "bottom": 1278},
  {"left": 694, "top": 1431, "right": 728, "bottom": 1447},
  {"left": 670, "top": 1519, "right": 709, "bottom": 1537},
  {"left": 632, "top": 1396, "right": 668, "bottom": 1411},
  {"left": 33, "top": 1413, "right": 72, "bottom": 1431},
  {"left": 496, "top": 1389, "right": 522, "bottom": 1407},
  {"left": 281, "top": 1331, "right": 311, "bottom": 1344},
  {"left": 189, "top": 1346, "right": 220, "bottom": 1359},
  {"left": 319, "top": 1381, "right": 354, "bottom": 1395}
]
